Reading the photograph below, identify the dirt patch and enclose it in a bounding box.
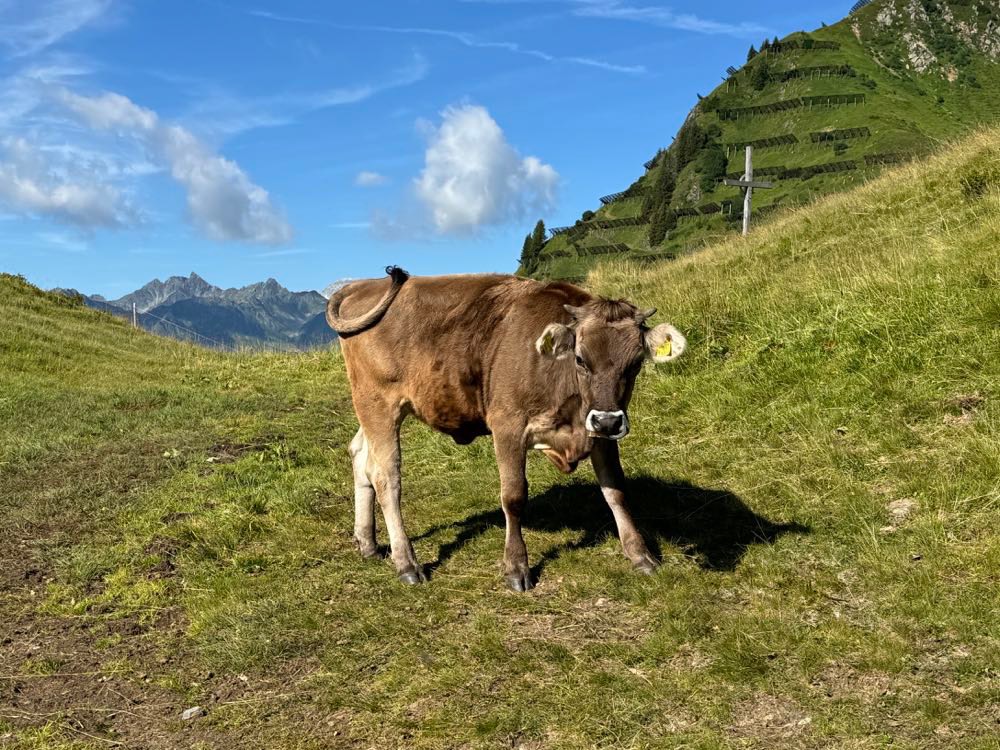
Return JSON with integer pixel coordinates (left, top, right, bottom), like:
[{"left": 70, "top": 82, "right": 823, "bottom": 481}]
[
  {"left": 1, "top": 605, "right": 210, "bottom": 749},
  {"left": 0, "top": 602, "right": 349, "bottom": 749},
  {"left": 810, "top": 663, "right": 896, "bottom": 703},
  {"left": 666, "top": 642, "right": 714, "bottom": 671},
  {"left": 205, "top": 435, "right": 291, "bottom": 465},
  {"left": 143, "top": 537, "right": 181, "bottom": 580},
  {"left": 881, "top": 497, "right": 918, "bottom": 533},
  {"left": 943, "top": 393, "right": 984, "bottom": 427},
  {"left": 729, "top": 693, "right": 812, "bottom": 741}
]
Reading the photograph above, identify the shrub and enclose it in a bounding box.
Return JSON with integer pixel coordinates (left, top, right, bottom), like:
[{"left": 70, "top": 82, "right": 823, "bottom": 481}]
[{"left": 699, "top": 145, "right": 728, "bottom": 190}]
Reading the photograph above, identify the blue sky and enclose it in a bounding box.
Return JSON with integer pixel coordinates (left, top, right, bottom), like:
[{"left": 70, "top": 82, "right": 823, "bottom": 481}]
[{"left": 0, "top": 0, "right": 840, "bottom": 297}]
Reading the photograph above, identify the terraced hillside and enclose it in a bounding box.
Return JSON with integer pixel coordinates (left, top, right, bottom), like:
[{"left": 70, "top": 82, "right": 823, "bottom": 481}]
[
  {"left": 525, "top": 0, "right": 1000, "bottom": 280},
  {"left": 2, "top": 125, "right": 1000, "bottom": 747}
]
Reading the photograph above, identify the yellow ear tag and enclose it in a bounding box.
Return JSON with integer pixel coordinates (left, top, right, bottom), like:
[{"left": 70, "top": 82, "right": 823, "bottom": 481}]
[
  {"left": 540, "top": 331, "right": 555, "bottom": 355},
  {"left": 655, "top": 338, "right": 672, "bottom": 359}
]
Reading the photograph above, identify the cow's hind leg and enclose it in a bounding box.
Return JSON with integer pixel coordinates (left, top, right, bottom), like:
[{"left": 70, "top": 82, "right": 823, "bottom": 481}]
[
  {"left": 349, "top": 428, "right": 378, "bottom": 559},
  {"left": 493, "top": 431, "right": 533, "bottom": 592},
  {"left": 359, "top": 403, "right": 425, "bottom": 584},
  {"left": 591, "top": 440, "right": 659, "bottom": 574}
]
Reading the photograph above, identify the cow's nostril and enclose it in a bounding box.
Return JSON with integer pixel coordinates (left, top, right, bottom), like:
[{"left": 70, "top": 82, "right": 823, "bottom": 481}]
[{"left": 597, "top": 413, "right": 623, "bottom": 434}]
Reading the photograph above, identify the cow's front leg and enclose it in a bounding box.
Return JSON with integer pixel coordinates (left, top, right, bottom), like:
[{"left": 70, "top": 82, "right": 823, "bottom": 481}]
[
  {"left": 590, "top": 440, "right": 659, "bottom": 574},
  {"left": 493, "top": 432, "right": 533, "bottom": 592}
]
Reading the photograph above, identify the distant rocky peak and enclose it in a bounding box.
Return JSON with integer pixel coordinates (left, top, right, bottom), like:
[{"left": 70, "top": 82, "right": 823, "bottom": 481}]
[
  {"left": 114, "top": 271, "right": 221, "bottom": 312},
  {"left": 241, "top": 277, "right": 289, "bottom": 298}
]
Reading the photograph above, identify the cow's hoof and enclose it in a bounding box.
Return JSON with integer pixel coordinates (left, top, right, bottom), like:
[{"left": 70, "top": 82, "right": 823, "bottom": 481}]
[
  {"left": 505, "top": 572, "right": 535, "bottom": 592},
  {"left": 398, "top": 569, "right": 427, "bottom": 585},
  {"left": 633, "top": 556, "right": 660, "bottom": 576}
]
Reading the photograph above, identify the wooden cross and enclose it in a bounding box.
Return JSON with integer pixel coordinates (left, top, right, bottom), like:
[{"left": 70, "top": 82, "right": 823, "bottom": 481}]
[{"left": 722, "top": 146, "right": 774, "bottom": 236}]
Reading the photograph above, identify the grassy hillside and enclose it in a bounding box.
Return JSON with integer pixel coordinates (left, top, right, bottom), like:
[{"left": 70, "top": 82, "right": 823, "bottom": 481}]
[
  {"left": 3, "top": 127, "right": 1000, "bottom": 747},
  {"left": 528, "top": 0, "right": 1000, "bottom": 280}
]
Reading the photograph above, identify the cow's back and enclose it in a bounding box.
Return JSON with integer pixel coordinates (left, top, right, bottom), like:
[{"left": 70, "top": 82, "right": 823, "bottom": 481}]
[{"left": 338, "top": 274, "right": 540, "bottom": 441}]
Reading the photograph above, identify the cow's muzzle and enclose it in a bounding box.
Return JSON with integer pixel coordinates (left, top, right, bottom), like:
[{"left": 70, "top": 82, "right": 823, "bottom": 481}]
[{"left": 586, "top": 410, "right": 629, "bottom": 440}]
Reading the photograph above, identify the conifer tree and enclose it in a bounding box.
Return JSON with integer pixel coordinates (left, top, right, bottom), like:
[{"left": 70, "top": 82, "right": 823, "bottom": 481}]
[
  {"left": 641, "top": 158, "right": 676, "bottom": 220},
  {"left": 530, "top": 219, "right": 546, "bottom": 257},
  {"left": 675, "top": 120, "right": 705, "bottom": 170},
  {"left": 519, "top": 233, "right": 534, "bottom": 272},
  {"left": 647, "top": 203, "right": 669, "bottom": 247},
  {"left": 747, "top": 45, "right": 757, "bottom": 62},
  {"left": 648, "top": 203, "right": 679, "bottom": 247},
  {"left": 750, "top": 57, "right": 772, "bottom": 90}
]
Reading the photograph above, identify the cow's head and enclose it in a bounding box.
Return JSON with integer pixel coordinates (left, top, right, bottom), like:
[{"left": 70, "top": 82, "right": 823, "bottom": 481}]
[{"left": 535, "top": 299, "right": 686, "bottom": 440}]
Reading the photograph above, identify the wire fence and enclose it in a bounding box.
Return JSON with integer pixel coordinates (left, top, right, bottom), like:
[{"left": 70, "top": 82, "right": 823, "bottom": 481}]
[
  {"left": 130, "top": 307, "right": 325, "bottom": 354},
  {"left": 137, "top": 308, "right": 235, "bottom": 351},
  {"left": 717, "top": 93, "right": 866, "bottom": 121}
]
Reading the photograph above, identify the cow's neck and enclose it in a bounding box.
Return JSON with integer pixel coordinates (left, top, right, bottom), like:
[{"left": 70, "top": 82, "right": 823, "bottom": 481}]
[{"left": 526, "top": 363, "right": 593, "bottom": 473}]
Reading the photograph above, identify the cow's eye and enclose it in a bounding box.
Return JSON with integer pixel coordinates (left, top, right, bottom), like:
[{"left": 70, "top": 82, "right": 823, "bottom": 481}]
[{"left": 575, "top": 355, "right": 589, "bottom": 372}]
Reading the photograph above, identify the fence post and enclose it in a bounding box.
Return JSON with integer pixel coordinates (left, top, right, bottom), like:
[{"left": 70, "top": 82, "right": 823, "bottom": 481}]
[{"left": 132, "top": 303, "right": 138, "bottom": 329}]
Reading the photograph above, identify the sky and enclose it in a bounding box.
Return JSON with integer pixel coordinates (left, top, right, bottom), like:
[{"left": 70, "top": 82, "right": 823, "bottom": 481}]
[{"left": 0, "top": 0, "right": 842, "bottom": 297}]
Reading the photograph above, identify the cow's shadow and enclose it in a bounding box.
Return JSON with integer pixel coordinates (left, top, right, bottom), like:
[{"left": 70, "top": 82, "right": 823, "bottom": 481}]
[{"left": 416, "top": 476, "right": 809, "bottom": 580}]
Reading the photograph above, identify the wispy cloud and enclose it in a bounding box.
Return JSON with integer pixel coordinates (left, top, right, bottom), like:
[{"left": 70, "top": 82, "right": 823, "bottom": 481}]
[
  {"left": 182, "top": 52, "right": 429, "bottom": 137},
  {"left": 252, "top": 247, "right": 314, "bottom": 258},
  {"left": 330, "top": 221, "right": 371, "bottom": 230},
  {"left": 457, "top": 0, "right": 769, "bottom": 37},
  {"left": 0, "top": 54, "right": 93, "bottom": 128},
  {"left": 248, "top": 9, "right": 646, "bottom": 75},
  {"left": 0, "top": 0, "right": 114, "bottom": 58},
  {"left": 569, "top": 1, "right": 770, "bottom": 36},
  {"left": 355, "top": 171, "right": 388, "bottom": 187},
  {"left": 37, "top": 229, "right": 89, "bottom": 252}
]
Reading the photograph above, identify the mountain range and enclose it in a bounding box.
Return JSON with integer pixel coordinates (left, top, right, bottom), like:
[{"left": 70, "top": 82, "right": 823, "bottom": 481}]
[
  {"left": 522, "top": 0, "right": 1000, "bottom": 279},
  {"left": 55, "top": 273, "right": 336, "bottom": 350}
]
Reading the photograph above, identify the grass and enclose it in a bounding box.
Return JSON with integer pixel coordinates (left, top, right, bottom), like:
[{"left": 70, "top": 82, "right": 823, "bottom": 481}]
[{"left": 2, "top": 127, "right": 1000, "bottom": 747}]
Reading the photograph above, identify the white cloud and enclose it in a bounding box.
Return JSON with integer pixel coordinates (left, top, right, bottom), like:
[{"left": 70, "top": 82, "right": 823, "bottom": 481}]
[
  {"left": 58, "top": 88, "right": 294, "bottom": 244},
  {"left": 0, "top": 0, "right": 113, "bottom": 58},
  {"left": 0, "top": 136, "right": 137, "bottom": 228},
  {"left": 355, "top": 170, "right": 388, "bottom": 187},
  {"left": 413, "top": 105, "right": 558, "bottom": 235},
  {"left": 60, "top": 89, "right": 157, "bottom": 131}
]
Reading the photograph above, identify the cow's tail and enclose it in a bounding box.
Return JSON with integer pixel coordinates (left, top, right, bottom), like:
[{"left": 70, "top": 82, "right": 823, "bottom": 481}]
[{"left": 326, "top": 266, "right": 410, "bottom": 336}]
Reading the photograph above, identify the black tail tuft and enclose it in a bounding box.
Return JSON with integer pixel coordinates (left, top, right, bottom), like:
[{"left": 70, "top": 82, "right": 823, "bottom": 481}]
[{"left": 385, "top": 265, "right": 410, "bottom": 284}]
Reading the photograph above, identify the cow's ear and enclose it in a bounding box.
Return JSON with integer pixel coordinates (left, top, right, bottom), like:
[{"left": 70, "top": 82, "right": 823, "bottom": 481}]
[
  {"left": 536, "top": 323, "right": 576, "bottom": 359},
  {"left": 644, "top": 323, "right": 686, "bottom": 364}
]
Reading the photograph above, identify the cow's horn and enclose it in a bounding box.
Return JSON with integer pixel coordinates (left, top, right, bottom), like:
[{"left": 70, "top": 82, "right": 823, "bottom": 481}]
[
  {"left": 636, "top": 307, "right": 657, "bottom": 324},
  {"left": 563, "top": 304, "right": 586, "bottom": 319}
]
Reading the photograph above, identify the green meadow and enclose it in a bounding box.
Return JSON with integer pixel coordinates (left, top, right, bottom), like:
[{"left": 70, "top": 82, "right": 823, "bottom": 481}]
[{"left": 2, "top": 127, "right": 999, "bottom": 748}]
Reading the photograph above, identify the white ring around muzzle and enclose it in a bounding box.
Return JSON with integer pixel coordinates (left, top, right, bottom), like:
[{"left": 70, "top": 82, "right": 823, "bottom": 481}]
[{"left": 586, "top": 410, "right": 630, "bottom": 440}]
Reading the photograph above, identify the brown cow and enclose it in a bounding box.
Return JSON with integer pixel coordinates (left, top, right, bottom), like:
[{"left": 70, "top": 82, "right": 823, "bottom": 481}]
[{"left": 326, "top": 267, "right": 685, "bottom": 591}]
